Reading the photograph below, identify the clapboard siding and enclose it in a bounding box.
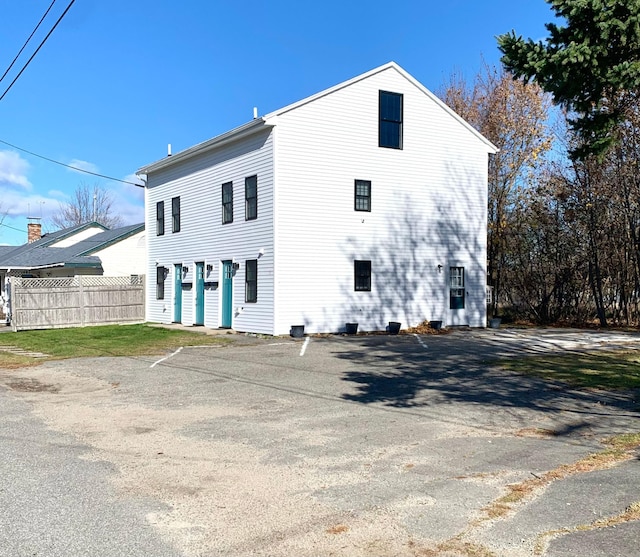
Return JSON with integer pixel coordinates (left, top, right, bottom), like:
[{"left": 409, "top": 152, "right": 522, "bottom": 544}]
[
  {"left": 139, "top": 63, "right": 493, "bottom": 335},
  {"left": 93, "top": 231, "right": 147, "bottom": 276},
  {"left": 145, "top": 129, "right": 275, "bottom": 333},
  {"left": 272, "top": 65, "right": 490, "bottom": 333}
]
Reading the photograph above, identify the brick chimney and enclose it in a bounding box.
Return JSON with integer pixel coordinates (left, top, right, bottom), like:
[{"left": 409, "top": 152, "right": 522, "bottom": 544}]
[{"left": 27, "top": 218, "right": 42, "bottom": 243}]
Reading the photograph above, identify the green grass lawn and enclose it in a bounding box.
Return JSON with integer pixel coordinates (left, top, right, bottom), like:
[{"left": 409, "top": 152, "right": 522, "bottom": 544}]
[
  {"left": 499, "top": 351, "right": 640, "bottom": 390},
  {"left": 0, "top": 324, "right": 230, "bottom": 367}
]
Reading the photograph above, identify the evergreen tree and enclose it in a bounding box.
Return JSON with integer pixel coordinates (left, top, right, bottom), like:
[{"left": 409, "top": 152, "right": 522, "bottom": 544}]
[{"left": 498, "top": 0, "right": 640, "bottom": 158}]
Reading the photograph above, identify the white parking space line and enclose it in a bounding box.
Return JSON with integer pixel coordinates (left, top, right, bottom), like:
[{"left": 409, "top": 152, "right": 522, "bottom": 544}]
[
  {"left": 150, "top": 346, "right": 183, "bottom": 368},
  {"left": 413, "top": 334, "right": 428, "bottom": 349},
  {"left": 300, "top": 336, "right": 310, "bottom": 356}
]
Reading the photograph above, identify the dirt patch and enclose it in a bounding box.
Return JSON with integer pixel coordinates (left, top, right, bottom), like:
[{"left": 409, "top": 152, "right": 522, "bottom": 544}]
[
  {"left": 411, "top": 537, "right": 496, "bottom": 557},
  {"left": 514, "top": 428, "right": 558, "bottom": 438},
  {"left": 7, "top": 367, "right": 419, "bottom": 557},
  {"left": 7, "top": 378, "right": 59, "bottom": 393}
]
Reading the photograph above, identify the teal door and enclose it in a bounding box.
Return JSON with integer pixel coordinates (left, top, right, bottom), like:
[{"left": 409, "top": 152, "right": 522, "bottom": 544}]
[
  {"left": 195, "top": 262, "right": 205, "bottom": 325},
  {"left": 221, "top": 260, "right": 233, "bottom": 328},
  {"left": 173, "top": 264, "right": 182, "bottom": 323}
]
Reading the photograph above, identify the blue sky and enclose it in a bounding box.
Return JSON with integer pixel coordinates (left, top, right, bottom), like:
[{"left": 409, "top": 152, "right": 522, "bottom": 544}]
[{"left": 0, "top": 0, "right": 555, "bottom": 245}]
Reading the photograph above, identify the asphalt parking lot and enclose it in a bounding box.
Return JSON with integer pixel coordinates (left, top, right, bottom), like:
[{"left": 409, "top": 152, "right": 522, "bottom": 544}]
[{"left": 0, "top": 328, "right": 639, "bottom": 556}]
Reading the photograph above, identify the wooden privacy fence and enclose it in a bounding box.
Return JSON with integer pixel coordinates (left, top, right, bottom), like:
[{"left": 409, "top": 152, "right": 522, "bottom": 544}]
[{"left": 10, "top": 275, "right": 145, "bottom": 332}]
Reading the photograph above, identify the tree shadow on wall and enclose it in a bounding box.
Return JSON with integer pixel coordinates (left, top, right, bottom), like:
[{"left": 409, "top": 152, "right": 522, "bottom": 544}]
[
  {"left": 332, "top": 159, "right": 639, "bottom": 426},
  {"left": 336, "top": 160, "right": 487, "bottom": 330}
]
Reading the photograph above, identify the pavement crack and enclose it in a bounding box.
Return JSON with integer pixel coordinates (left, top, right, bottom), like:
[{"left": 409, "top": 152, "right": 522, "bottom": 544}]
[
  {"left": 478, "top": 433, "right": 640, "bottom": 523},
  {"left": 445, "top": 432, "right": 640, "bottom": 556},
  {"left": 533, "top": 501, "right": 640, "bottom": 556}
]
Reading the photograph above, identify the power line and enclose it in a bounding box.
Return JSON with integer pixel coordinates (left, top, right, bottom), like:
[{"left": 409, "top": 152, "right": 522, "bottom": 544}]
[
  {"left": 0, "top": 222, "right": 26, "bottom": 234},
  {"left": 0, "top": 0, "right": 76, "bottom": 102},
  {"left": 0, "top": 138, "right": 144, "bottom": 187},
  {"left": 0, "top": 0, "right": 58, "bottom": 85},
  {"left": 0, "top": 2, "right": 144, "bottom": 189}
]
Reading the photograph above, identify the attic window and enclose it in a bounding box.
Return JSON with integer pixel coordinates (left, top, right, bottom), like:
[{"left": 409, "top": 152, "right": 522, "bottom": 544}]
[{"left": 379, "top": 91, "right": 403, "bottom": 149}]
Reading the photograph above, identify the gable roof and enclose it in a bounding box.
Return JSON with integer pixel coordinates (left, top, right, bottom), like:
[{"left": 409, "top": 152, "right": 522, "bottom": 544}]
[
  {"left": 0, "top": 222, "right": 144, "bottom": 271},
  {"left": 73, "top": 223, "right": 145, "bottom": 255},
  {"left": 137, "top": 62, "right": 496, "bottom": 177},
  {"left": 37, "top": 221, "right": 109, "bottom": 247},
  {"left": 0, "top": 246, "right": 16, "bottom": 257},
  {"left": 263, "top": 62, "right": 498, "bottom": 152}
]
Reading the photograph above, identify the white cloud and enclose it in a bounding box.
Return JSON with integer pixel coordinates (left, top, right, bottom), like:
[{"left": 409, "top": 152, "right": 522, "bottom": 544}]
[
  {"left": 1, "top": 190, "right": 55, "bottom": 218},
  {"left": 68, "top": 159, "right": 100, "bottom": 174},
  {"left": 0, "top": 150, "right": 32, "bottom": 189},
  {"left": 112, "top": 182, "right": 145, "bottom": 225},
  {"left": 47, "top": 189, "right": 69, "bottom": 200}
]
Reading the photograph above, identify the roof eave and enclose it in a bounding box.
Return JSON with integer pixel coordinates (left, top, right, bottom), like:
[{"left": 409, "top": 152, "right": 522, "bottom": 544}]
[
  {"left": 1, "top": 263, "right": 66, "bottom": 271},
  {"left": 137, "top": 118, "right": 271, "bottom": 176},
  {"left": 1, "top": 260, "right": 102, "bottom": 272},
  {"left": 64, "top": 262, "right": 103, "bottom": 269}
]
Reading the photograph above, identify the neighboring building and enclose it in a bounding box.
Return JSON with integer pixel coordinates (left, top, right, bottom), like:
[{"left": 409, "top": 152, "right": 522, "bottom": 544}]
[
  {"left": 137, "top": 62, "right": 497, "bottom": 335},
  {"left": 0, "top": 221, "right": 146, "bottom": 317}
]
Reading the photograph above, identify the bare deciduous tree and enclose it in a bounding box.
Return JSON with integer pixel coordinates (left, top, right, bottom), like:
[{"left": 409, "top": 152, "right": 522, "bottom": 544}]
[
  {"left": 51, "top": 183, "right": 124, "bottom": 230},
  {"left": 439, "top": 64, "right": 553, "bottom": 318}
]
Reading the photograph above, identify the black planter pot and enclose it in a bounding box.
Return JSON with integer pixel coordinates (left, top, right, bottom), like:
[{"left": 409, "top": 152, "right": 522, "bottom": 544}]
[
  {"left": 388, "top": 321, "right": 401, "bottom": 335},
  {"left": 429, "top": 320, "right": 442, "bottom": 330},
  {"left": 345, "top": 323, "right": 358, "bottom": 335},
  {"left": 290, "top": 325, "right": 305, "bottom": 338}
]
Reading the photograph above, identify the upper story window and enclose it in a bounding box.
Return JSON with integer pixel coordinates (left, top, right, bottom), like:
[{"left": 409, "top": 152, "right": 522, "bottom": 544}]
[
  {"left": 245, "top": 175, "right": 257, "bottom": 221},
  {"left": 379, "top": 90, "right": 403, "bottom": 149},
  {"left": 222, "top": 182, "right": 233, "bottom": 224},
  {"left": 354, "top": 179, "right": 371, "bottom": 212},
  {"left": 171, "top": 197, "right": 180, "bottom": 233},
  {"left": 156, "top": 201, "right": 164, "bottom": 236},
  {"left": 245, "top": 259, "right": 257, "bottom": 303},
  {"left": 354, "top": 260, "right": 372, "bottom": 292}
]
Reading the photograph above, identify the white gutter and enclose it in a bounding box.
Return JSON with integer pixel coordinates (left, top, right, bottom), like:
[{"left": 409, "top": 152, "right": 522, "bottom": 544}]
[
  {"left": 137, "top": 118, "right": 272, "bottom": 176},
  {"left": 1, "top": 263, "right": 66, "bottom": 271}
]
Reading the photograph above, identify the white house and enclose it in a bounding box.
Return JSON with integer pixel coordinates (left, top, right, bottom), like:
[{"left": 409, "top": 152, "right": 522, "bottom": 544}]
[
  {"left": 137, "top": 62, "right": 497, "bottom": 335},
  {"left": 0, "top": 221, "right": 146, "bottom": 321}
]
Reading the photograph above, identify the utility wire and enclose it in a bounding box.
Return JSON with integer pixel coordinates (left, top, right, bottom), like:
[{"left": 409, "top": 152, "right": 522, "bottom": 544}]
[
  {"left": 0, "top": 0, "right": 76, "bottom": 102},
  {"left": 0, "top": 138, "right": 144, "bottom": 187},
  {"left": 0, "top": 2, "right": 144, "bottom": 189},
  {"left": 0, "top": 0, "right": 58, "bottom": 85},
  {"left": 0, "top": 221, "right": 26, "bottom": 233}
]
